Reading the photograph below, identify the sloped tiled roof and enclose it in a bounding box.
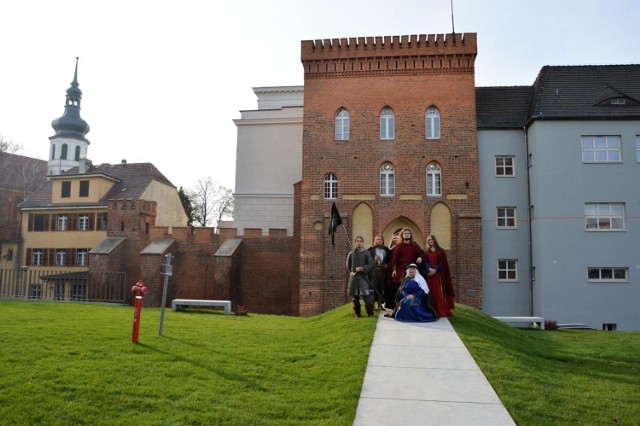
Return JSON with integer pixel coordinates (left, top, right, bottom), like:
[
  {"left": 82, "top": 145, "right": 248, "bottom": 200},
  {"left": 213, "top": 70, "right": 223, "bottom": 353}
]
[
  {"left": 19, "top": 162, "right": 176, "bottom": 210},
  {"left": 477, "top": 65, "right": 640, "bottom": 129},
  {"left": 476, "top": 86, "right": 534, "bottom": 129},
  {"left": 529, "top": 65, "right": 640, "bottom": 119},
  {"left": 0, "top": 152, "right": 47, "bottom": 192}
]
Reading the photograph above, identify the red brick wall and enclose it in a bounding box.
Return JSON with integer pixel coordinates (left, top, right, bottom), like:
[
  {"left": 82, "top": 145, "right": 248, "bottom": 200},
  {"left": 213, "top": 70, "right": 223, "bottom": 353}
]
[
  {"left": 107, "top": 199, "right": 157, "bottom": 291},
  {"left": 236, "top": 237, "right": 296, "bottom": 315},
  {"left": 0, "top": 188, "right": 22, "bottom": 241},
  {"left": 107, "top": 222, "right": 298, "bottom": 314},
  {"left": 299, "top": 33, "right": 482, "bottom": 315}
]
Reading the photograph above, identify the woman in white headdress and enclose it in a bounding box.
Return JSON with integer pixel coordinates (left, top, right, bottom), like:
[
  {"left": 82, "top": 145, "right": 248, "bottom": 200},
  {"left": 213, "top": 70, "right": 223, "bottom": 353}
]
[{"left": 387, "top": 264, "right": 438, "bottom": 322}]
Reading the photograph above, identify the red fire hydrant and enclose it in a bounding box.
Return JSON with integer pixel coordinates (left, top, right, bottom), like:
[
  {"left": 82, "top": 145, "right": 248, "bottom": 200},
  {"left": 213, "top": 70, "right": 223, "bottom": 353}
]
[{"left": 131, "top": 280, "right": 148, "bottom": 343}]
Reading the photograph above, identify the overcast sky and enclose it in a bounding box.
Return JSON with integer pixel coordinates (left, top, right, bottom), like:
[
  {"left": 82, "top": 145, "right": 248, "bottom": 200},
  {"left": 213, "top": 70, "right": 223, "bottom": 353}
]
[{"left": 2, "top": 0, "right": 638, "bottom": 191}]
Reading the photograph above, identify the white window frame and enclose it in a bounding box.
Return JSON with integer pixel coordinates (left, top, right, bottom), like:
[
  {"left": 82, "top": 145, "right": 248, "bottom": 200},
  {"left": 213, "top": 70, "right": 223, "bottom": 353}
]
[
  {"left": 497, "top": 207, "right": 517, "bottom": 229},
  {"left": 335, "top": 108, "right": 350, "bottom": 141},
  {"left": 380, "top": 163, "right": 395, "bottom": 197},
  {"left": 587, "top": 267, "right": 628, "bottom": 282},
  {"left": 585, "top": 203, "right": 625, "bottom": 231},
  {"left": 57, "top": 214, "right": 68, "bottom": 231},
  {"left": 54, "top": 283, "right": 65, "bottom": 300},
  {"left": 497, "top": 259, "right": 518, "bottom": 282},
  {"left": 30, "top": 285, "right": 42, "bottom": 299},
  {"left": 32, "top": 249, "right": 43, "bottom": 266},
  {"left": 636, "top": 136, "right": 640, "bottom": 162},
  {"left": 426, "top": 163, "right": 441, "bottom": 196},
  {"left": 77, "top": 249, "right": 88, "bottom": 266},
  {"left": 55, "top": 249, "right": 66, "bottom": 267},
  {"left": 425, "top": 107, "right": 440, "bottom": 139},
  {"left": 78, "top": 214, "right": 90, "bottom": 231},
  {"left": 380, "top": 108, "right": 395, "bottom": 140},
  {"left": 495, "top": 155, "right": 515, "bottom": 176},
  {"left": 324, "top": 173, "right": 337, "bottom": 200},
  {"left": 581, "top": 136, "right": 621, "bottom": 163},
  {"left": 72, "top": 284, "right": 87, "bottom": 301}
]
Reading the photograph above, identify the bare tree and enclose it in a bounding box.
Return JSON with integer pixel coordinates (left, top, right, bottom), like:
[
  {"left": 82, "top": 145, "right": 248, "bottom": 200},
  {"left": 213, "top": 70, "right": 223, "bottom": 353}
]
[
  {"left": 1, "top": 134, "right": 46, "bottom": 240},
  {"left": 0, "top": 134, "right": 21, "bottom": 182},
  {"left": 0, "top": 134, "right": 46, "bottom": 198},
  {"left": 14, "top": 154, "right": 47, "bottom": 197},
  {"left": 0, "top": 134, "right": 21, "bottom": 154},
  {"left": 188, "top": 177, "right": 234, "bottom": 227}
]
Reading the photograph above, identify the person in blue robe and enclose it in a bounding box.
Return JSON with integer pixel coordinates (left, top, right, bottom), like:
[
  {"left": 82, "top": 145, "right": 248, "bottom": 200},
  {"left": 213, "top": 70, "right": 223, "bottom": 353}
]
[{"left": 393, "top": 263, "right": 438, "bottom": 323}]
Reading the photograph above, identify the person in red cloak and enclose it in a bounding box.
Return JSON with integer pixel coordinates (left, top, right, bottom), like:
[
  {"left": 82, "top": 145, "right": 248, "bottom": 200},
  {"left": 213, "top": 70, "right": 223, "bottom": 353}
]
[
  {"left": 423, "top": 234, "right": 455, "bottom": 317},
  {"left": 389, "top": 228, "right": 423, "bottom": 310}
]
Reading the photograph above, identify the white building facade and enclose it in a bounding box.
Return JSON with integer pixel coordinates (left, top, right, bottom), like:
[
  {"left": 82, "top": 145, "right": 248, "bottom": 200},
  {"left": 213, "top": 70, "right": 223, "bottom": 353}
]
[{"left": 231, "top": 86, "right": 303, "bottom": 236}]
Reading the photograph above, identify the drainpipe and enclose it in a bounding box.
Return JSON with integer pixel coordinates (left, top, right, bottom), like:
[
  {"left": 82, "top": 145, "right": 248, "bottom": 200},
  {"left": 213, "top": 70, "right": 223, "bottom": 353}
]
[{"left": 524, "top": 125, "right": 534, "bottom": 316}]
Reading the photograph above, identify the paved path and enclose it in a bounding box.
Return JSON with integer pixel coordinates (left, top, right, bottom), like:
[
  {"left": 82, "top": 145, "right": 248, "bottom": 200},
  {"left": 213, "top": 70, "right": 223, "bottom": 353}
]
[{"left": 354, "top": 313, "right": 516, "bottom": 425}]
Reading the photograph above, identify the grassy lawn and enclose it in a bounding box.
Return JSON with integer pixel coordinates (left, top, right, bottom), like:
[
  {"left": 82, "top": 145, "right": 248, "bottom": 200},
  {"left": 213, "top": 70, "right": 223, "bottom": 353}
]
[
  {"left": 2, "top": 301, "right": 639, "bottom": 425},
  {"left": 0, "top": 301, "right": 377, "bottom": 425},
  {"left": 450, "top": 304, "right": 640, "bottom": 426}
]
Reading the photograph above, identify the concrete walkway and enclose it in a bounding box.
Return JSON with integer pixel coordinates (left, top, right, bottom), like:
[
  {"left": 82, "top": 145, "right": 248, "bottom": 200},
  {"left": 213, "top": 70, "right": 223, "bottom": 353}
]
[{"left": 354, "top": 313, "right": 516, "bottom": 426}]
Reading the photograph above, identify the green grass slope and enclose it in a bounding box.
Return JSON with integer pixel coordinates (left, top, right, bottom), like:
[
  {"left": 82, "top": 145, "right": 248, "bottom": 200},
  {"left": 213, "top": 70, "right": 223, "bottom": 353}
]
[
  {"left": 450, "top": 304, "right": 640, "bottom": 426},
  {"left": 0, "top": 301, "right": 376, "bottom": 425}
]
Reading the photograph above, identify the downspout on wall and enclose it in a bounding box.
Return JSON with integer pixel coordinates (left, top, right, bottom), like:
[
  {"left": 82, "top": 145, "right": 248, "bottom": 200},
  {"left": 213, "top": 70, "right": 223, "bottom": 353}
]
[{"left": 524, "top": 125, "right": 534, "bottom": 316}]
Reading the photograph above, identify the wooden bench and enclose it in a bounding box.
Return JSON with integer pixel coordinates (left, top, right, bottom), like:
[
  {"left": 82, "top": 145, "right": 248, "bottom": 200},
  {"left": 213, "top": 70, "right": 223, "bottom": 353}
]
[
  {"left": 171, "top": 299, "right": 232, "bottom": 314},
  {"left": 493, "top": 316, "right": 545, "bottom": 330}
]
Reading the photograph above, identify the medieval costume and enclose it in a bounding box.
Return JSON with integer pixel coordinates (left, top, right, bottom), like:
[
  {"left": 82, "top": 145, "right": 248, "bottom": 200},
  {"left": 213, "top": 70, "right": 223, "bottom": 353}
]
[
  {"left": 394, "top": 280, "right": 438, "bottom": 323},
  {"left": 424, "top": 246, "right": 455, "bottom": 317},
  {"left": 367, "top": 243, "right": 391, "bottom": 310},
  {"left": 392, "top": 265, "right": 438, "bottom": 323},
  {"left": 388, "top": 241, "right": 423, "bottom": 309},
  {"left": 346, "top": 244, "right": 374, "bottom": 317}
]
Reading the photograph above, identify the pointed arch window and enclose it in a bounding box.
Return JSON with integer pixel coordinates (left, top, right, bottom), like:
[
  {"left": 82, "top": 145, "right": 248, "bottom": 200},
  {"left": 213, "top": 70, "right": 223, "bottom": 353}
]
[
  {"left": 61, "top": 144, "right": 68, "bottom": 160},
  {"left": 380, "top": 163, "right": 395, "bottom": 196},
  {"left": 324, "top": 173, "right": 338, "bottom": 199},
  {"left": 426, "top": 163, "right": 441, "bottom": 196},
  {"left": 335, "top": 108, "right": 350, "bottom": 141},
  {"left": 380, "top": 107, "right": 395, "bottom": 140},
  {"left": 74, "top": 146, "right": 81, "bottom": 161},
  {"left": 426, "top": 107, "right": 441, "bottom": 139}
]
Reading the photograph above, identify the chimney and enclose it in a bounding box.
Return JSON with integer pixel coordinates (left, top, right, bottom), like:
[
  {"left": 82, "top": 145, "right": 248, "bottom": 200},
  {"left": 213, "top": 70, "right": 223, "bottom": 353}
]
[{"left": 79, "top": 158, "right": 92, "bottom": 173}]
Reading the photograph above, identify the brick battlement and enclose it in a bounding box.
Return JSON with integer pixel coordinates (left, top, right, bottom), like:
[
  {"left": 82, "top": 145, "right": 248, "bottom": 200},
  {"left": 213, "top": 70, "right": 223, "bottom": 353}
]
[
  {"left": 301, "top": 33, "right": 476, "bottom": 78},
  {"left": 108, "top": 198, "right": 156, "bottom": 214},
  {"left": 301, "top": 33, "right": 476, "bottom": 59},
  {"left": 149, "top": 225, "right": 289, "bottom": 242}
]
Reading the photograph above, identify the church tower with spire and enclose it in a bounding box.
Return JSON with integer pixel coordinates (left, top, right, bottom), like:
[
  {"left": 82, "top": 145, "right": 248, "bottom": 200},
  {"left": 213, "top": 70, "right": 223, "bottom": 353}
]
[{"left": 48, "top": 57, "right": 91, "bottom": 175}]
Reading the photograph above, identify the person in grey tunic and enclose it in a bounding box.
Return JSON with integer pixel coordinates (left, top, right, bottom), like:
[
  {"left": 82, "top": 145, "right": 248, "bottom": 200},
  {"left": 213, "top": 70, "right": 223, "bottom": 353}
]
[
  {"left": 367, "top": 233, "right": 391, "bottom": 311},
  {"left": 346, "top": 236, "right": 375, "bottom": 317}
]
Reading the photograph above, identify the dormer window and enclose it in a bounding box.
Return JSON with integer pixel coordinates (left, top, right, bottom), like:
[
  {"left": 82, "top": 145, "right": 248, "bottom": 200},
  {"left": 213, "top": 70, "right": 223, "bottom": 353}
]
[{"left": 594, "top": 96, "right": 638, "bottom": 107}]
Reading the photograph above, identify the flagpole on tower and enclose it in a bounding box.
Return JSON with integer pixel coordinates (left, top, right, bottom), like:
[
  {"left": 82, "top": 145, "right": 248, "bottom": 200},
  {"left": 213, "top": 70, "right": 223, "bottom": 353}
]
[
  {"left": 450, "top": 0, "right": 456, "bottom": 36},
  {"left": 341, "top": 224, "right": 353, "bottom": 251}
]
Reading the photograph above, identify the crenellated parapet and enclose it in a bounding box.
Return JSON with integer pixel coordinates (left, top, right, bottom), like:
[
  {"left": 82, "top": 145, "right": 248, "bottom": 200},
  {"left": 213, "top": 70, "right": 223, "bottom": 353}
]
[
  {"left": 149, "top": 225, "right": 290, "bottom": 243},
  {"left": 301, "top": 33, "right": 477, "bottom": 78},
  {"left": 108, "top": 198, "right": 157, "bottom": 215}
]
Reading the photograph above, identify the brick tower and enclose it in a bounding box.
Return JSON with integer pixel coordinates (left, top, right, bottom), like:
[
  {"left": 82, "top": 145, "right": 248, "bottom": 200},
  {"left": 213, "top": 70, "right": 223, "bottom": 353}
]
[{"left": 298, "top": 33, "right": 482, "bottom": 316}]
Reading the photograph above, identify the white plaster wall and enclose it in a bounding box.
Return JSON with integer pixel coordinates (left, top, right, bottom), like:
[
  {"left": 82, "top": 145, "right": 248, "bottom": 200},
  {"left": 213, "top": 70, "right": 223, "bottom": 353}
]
[{"left": 232, "top": 87, "right": 303, "bottom": 235}]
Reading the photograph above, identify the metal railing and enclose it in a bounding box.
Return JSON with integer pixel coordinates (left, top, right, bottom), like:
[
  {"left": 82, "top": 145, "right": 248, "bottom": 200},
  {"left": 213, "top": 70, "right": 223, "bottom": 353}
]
[{"left": 0, "top": 268, "right": 127, "bottom": 304}]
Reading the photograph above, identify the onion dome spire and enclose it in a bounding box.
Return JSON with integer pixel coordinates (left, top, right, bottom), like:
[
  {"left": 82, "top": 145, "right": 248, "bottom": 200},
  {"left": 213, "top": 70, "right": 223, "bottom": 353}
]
[{"left": 50, "top": 57, "right": 90, "bottom": 141}]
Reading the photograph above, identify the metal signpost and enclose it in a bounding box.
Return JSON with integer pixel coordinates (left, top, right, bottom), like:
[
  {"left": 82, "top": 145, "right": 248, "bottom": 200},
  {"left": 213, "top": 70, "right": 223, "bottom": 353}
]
[{"left": 158, "top": 253, "right": 173, "bottom": 336}]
